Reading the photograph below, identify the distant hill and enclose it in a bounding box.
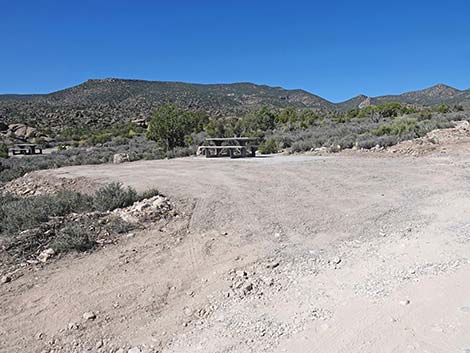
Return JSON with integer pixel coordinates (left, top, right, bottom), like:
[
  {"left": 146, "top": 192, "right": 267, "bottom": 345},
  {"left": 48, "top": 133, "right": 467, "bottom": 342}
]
[
  {"left": 371, "top": 84, "right": 469, "bottom": 107},
  {"left": 0, "top": 79, "right": 468, "bottom": 130}
]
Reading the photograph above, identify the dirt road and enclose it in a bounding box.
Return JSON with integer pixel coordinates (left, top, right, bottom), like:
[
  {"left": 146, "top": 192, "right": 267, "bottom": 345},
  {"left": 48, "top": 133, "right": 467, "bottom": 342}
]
[{"left": 2, "top": 154, "right": 470, "bottom": 353}]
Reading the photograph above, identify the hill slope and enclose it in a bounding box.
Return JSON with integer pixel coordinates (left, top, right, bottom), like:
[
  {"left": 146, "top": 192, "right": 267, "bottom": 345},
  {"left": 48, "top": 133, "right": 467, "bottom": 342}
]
[
  {"left": 0, "top": 79, "right": 469, "bottom": 130},
  {"left": 372, "top": 84, "right": 469, "bottom": 106},
  {"left": 0, "top": 79, "right": 333, "bottom": 130}
]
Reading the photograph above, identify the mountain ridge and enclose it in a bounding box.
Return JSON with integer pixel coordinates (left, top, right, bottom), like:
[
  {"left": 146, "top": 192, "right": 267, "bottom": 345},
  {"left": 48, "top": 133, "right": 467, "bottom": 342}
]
[{"left": 1, "top": 79, "right": 469, "bottom": 130}]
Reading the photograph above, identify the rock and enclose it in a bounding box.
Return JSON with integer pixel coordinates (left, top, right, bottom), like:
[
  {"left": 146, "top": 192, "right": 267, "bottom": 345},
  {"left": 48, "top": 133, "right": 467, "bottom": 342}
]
[
  {"left": 460, "top": 306, "right": 470, "bottom": 313},
  {"left": 95, "top": 340, "right": 103, "bottom": 349},
  {"left": 82, "top": 311, "right": 97, "bottom": 321},
  {"left": 399, "top": 299, "right": 411, "bottom": 306},
  {"left": 38, "top": 248, "right": 55, "bottom": 263},
  {"left": 183, "top": 307, "right": 193, "bottom": 316},
  {"left": 266, "top": 261, "right": 280, "bottom": 269},
  {"left": 113, "top": 195, "right": 171, "bottom": 223},
  {"left": 35, "top": 332, "right": 44, "bottom": 340},
  {"left": 128, "top": 347, "right": 142, "bottom": 353},
  {"left": 331, "top": 256, "right": 342, "bottom": 265},
  {"left": 1, "top": 275, "right": 12, "bottom": 284},
  {"left": 68, "top": 322, "right": 80, "bottom": 330},
  {"left": 132, "top": 118, "right": 148, "bottom": 128},
  {"left": 236, "top": 270, "right": 248, "bottom": 278},
  {"left": 242, "top": 282, "right": 253, "bottom": 294},
  {"left": 113, "top": 153, "right": 130, "bottom": 164}
]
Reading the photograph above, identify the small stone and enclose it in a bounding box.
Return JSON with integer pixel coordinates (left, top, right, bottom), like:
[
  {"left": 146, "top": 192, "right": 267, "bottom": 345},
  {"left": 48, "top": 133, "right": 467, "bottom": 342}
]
[
  {"left": 82, "top": 311, "right": 97, "bottom": 321},
  {"left": 183, "top": 307, "right": 193, "bottom": 316},
  {"left": 1, "top": 275, "right": 11, "bottom": 284},
  {"left": 242, "top": 282, "right": 253, "bottom": 294},
  {"left": 68, "top": 322, "right": 79, "bottom": 330},
  {"left": 263, "top": 277, "right": 274, "bottom": 286},
  {"left": 331, "top": 256, "right": 342, "bottom": 265},
  {"left": 266, "top": 261, "right": 280, "bottom": 269},
  {"left": 236, "top": 270, "right": 247, "bottom": 278},
  {"left": 128, "top": 347, "right": 142, "bottom": 353},
  {"left": 460, "top": 306, "right": 470, "bottom": 313},
  {"left": 399, "top": 299, "right": 411, "bottom": 306},
  {"left": 95, "top": 340, "right": 103, "bottom": 349},
  {"left": 36, "top": 332, "right": 44, "bottom": 340},
  {"left": 38, "top": 248, "right": 55, "bottom": 263}
]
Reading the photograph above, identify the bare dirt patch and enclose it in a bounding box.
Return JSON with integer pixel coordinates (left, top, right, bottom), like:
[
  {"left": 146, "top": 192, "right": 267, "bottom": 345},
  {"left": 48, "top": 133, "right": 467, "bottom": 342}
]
[{"left": 2, "top": 149, "right": 470, "bottom": 353}]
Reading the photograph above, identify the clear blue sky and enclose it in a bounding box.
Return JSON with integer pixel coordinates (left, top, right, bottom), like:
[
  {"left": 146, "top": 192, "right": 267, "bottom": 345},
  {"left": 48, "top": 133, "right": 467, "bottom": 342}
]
[{"left": 1, "top": 0, "right": 469, "bottom": 102}]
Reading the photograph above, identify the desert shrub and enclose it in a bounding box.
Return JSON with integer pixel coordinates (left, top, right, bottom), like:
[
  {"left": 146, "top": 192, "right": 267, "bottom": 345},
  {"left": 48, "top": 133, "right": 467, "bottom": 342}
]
[
  {"left": 258, "top": 138, "right": 279, "bottom": 154},
  {"left": 104, "top": 216, "right": 136, "bottom": 234},
  {"left": 51, "top": 222, "right": 95, "bottom": 253},
  {"left": 93, "top": 182, "right": 138, "bottom": 212},
  {"left": 165, "top": 146, "right": 197, "bottom": 159},
  {"left": 0, "top": 184, "right": 162, "bottom": 262},
  {"left": 0, "top": 136, "right": 164, "bottom": 184},
  {"left": 274, "top": 110, "right": 469, "bottom": 153},
  {"left": 0, "top": 183, "right": 154, "bottom": 236},
  {"left": 57, "top": 122, "right": 145, "bottom": 145},
  {"left": 139, "top": 188, "right": 160, "bottom": 200},
  {"left": 0, "top": 191, "right": 93, "bottom": 234},
  {"left": 372, "top": 118, "right": 418, "bottom": 137},
  {"left": 0, "top": 144, "right": 8, "bottom": 159},
  {"left": 434, "top": 104, "right": 451, "bottom": 114}
]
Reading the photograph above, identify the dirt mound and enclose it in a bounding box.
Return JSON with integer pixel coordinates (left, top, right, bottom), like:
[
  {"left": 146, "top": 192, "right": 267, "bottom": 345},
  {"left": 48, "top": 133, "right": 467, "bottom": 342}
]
[
  {"left": 386, "top": 120, "right": 470, "bottom": 156},
  {"left": 0, "top": 193, "right": 173, "bottom": 275},
  {"left": 2, "top": 172, "right": 98, "bottom": 196}
]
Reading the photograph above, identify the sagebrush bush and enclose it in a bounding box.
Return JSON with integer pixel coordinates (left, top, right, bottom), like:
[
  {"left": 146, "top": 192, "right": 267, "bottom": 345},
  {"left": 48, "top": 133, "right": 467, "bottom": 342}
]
[
  {"left": 0, "top": 144, "right": 8, "bottom": 159},
  {"left": 0, "top": 183, "right": 158, "bottom": 236},
  {"left": 258, "top": 138, "right": 279, "bottom": 154},
  {"left": 51, "top": 223, "right": 95, "bottom": 253},
  {"left": 0, "top": 183, "right": 162, "bottom": 261},
  {"left": 0, "top": 191, "right": 93, "bottom": 234},
  {"left": 0, "top": 136, "right": 164, "bottom": 184},
  {"left": 274, "top": 111, "right": 469, "bottom": 152},
  {"left": 93, "top": 182, "right": 139, "bottom": 212}
]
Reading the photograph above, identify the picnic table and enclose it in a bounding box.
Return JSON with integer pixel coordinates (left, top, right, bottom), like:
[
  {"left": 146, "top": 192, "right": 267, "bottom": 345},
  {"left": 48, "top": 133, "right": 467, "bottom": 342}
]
[
  {"left": 197, "top": 137, "right": 259, "bottom": 158},
  {"left": 10, "top": 144, "right": 43, "bottom": 156}
]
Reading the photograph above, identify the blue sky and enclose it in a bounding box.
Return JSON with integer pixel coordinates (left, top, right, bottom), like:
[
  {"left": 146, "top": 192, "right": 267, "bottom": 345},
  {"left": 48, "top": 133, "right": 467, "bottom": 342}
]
[{"left": 1, "top": 0, "right": 469, "bottom": 102}]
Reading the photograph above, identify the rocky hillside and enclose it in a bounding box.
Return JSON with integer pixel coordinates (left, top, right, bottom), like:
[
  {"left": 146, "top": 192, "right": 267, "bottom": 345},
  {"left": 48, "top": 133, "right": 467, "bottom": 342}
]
[
  {"left": 0, "top": 79, "right": 333, "bottom": 131},
  {"left": 372, "top": 84, "right": 470, "bottom": 107},
  {"left": 0, "top": 79, "right": 468, "bottom": 131}
]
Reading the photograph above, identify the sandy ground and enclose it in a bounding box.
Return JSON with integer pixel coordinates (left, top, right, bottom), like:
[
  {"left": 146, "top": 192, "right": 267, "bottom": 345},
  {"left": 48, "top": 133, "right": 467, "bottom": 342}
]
[{"left": 2, "top": 152, "right": 470, "bottom": 353}]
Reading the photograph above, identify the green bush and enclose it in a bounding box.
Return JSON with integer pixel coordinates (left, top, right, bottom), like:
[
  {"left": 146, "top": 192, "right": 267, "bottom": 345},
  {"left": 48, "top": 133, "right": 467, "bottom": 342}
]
[
  {"left": 93, "top": 182, "right": 139, "bottom": 212},
  {"left": 258, "top": 138, "right": 279, "bottom": 154},
  {"left": 0, "top": 191, "right": 93, "bottom": 234},
  {"left": 435, "top": 104, "right": 451, "bottom": 114},
  {"left": 372, "top": 118, "right": 418, "bottom": 136},
  {"left": 51, "top": 223, "right": 95, "bottom": 253},
  {"left": 0, "top": 144, "right": 8, "bottom": 159}
]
